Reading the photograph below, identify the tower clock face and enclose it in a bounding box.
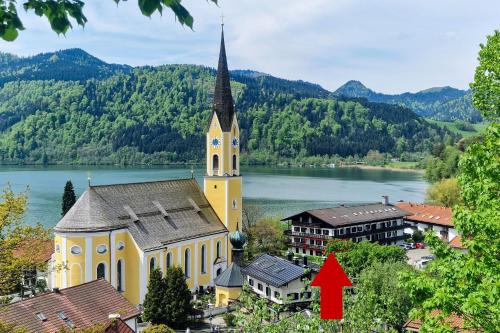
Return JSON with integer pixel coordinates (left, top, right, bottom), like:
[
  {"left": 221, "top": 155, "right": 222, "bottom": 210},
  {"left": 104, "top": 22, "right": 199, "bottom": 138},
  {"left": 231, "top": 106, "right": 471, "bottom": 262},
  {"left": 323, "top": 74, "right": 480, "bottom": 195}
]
[
  {"left": 232, "top": 138, "right": 239, "bottom": 148},
  {"left": 212, "top": 137, "right": 220, "bottom": 148}
]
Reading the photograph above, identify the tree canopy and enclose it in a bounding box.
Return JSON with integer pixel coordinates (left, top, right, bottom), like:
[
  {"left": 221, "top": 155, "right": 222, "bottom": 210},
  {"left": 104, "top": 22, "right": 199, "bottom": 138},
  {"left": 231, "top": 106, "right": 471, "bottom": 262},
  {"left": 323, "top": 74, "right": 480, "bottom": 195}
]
[
  {"left": 0, "top": 0, "right": 218, "bottom": 42},
  {"left": 403, "top": 30, "right": 500, "bottom": 333}
]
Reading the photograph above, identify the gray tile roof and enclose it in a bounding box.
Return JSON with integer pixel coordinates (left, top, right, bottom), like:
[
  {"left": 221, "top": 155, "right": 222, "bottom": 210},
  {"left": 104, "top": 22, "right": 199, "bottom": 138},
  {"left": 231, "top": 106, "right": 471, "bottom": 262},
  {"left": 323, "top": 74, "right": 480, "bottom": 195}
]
[
  {"left": 283, "top": 203, "right": 409, "bottom": 227},
  {"left": 242, "top": 254, "right": 306, "bottom": 288},
  {"left": 214, "top": 263, "right": 244, "bottom": 288},
  {"left": 54, "top": 179, "right": 228, "bottom": 251}
]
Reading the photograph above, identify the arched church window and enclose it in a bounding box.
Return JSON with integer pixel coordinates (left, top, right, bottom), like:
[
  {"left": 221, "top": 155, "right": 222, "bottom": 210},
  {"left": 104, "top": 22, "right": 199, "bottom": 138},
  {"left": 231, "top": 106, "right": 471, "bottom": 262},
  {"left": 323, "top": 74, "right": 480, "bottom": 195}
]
[
  {"left": 166, "top": 252, "right": 172, "bottom": 268},
  {"left": 201, "top": 245, "right": 206, "bottom": 274},
  {"left": 212, "top": 155, "right": 219, "bottom": 172},
  {"left": 232, "top": 154, "right": 237, "bottom": 170},
  {"left": 97, "top": 263, "right": 106, "bottom": 280},
  {"left": 150, "top": 257, "right": 156, "bottom": 272},
  {"left": 117, "top": 260, "right": 123, "bottom": 292},
  {"left": 184, "top": 249, "right": 190, "bottom": 278},
  {"left": 216, "top": 241, "right": 221, "bottom": 258}
]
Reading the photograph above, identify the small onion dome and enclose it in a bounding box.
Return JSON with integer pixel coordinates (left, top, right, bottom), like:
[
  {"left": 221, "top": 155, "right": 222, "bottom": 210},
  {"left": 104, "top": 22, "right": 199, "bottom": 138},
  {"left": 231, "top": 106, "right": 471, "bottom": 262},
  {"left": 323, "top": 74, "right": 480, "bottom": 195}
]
[{"left": 229, "top": 228, "right": 246, "bottom": 249}]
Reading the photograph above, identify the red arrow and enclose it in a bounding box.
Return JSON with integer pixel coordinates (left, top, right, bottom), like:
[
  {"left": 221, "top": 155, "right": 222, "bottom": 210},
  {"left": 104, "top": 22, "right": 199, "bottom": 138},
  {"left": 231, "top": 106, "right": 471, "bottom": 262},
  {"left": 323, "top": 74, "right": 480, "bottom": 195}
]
[{"left": 311, "top": 252, "right": 352, "bottom": 320}]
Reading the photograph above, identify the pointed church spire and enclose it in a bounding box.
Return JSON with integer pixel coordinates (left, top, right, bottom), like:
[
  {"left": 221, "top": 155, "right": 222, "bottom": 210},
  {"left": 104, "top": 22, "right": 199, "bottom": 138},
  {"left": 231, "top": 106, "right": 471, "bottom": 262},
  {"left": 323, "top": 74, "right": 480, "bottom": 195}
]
[{"left": 212, "top": 25, "right": 235, "bottom": 132}]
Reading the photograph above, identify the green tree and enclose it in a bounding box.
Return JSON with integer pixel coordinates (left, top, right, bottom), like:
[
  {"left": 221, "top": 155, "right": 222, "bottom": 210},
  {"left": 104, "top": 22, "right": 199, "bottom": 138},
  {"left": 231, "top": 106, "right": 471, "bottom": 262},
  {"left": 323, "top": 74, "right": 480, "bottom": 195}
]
[
  {"left": 0, "top": 0, "right": 218, "bottom": 41},
  {"left": 342, "top": 261, "right": 413, "bottom": 332},
  {"left": 163, "top": 266, "right": 193, "bottom": 329},
  {"left": 246, "top": 218, "right": 286, "bottom": 259},
  {"left": 61, "top": 180, "right": 76, "bottom": 216},
  {"left": 425, "top": 177, "right": 461, "bottom": 207},
  {"left": 0, "top": 186, "right": 51, "bottom": 295},
  {"left": 142, "top": 268, "right": 168, "bottom": 325},
  {"left": 326, "top": 240, "right": 407, "bottom": 278},
  {"left": 0, "top": 320, "right": 27, "bottom": 333},
  {"left": 470, "top": 30, "right": 500, "bottom": 122},
  {"left": 403, "top": 30, "right": 500, "bottom": 332}
]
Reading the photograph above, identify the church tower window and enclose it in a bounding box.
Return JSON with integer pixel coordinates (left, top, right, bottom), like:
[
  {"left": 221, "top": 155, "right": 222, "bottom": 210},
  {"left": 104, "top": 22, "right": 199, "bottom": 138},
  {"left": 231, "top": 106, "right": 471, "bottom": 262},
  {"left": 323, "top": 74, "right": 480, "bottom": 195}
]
[
  {"left": 212, "top": 155, "right": 219, "bottom": 172},
  {"left": 232, "top": 154, "right": 237, "bottom": 171}
]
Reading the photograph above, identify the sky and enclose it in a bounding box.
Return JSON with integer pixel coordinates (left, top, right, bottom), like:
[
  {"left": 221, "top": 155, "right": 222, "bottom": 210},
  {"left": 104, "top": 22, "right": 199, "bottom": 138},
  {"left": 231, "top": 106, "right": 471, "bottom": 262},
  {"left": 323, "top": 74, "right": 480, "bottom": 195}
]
[{"left": 0, "top": 0, "right": 499, "bottom": 93}]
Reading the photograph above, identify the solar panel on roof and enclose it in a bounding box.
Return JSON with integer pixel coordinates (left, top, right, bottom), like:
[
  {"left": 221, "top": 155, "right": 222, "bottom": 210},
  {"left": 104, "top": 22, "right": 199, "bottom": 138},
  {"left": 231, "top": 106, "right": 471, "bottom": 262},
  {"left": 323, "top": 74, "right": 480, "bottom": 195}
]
[{"left": 57, "top": 311, "right": 68, "bottom": 320}]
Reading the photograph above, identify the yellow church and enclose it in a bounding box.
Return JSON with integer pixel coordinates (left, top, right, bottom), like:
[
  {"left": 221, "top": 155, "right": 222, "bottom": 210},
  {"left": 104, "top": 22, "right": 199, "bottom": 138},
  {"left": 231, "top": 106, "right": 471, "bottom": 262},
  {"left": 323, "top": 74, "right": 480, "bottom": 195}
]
[{"left": 52, "top": 28, "right": 242, "bottom": 306}]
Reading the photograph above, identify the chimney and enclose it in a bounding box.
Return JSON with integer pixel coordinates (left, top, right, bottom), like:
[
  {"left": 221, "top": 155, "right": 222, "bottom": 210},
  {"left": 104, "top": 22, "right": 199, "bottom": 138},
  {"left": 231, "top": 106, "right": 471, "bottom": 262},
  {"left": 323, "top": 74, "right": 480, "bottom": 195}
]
[
  {"left": 53, "top": 287, "right": 60, "bottom": 293},
  {"left": 293, "top": 257, "right": 300, "bottom": 266},
  {"left": 287, "top": 252, "right": 294, "bottom": 262},
  {"left": 303, "top": 256, "right": 308, "bottom": 267},
  {"left": 382, "top": 195, "right": 389, "bottom": 205}
]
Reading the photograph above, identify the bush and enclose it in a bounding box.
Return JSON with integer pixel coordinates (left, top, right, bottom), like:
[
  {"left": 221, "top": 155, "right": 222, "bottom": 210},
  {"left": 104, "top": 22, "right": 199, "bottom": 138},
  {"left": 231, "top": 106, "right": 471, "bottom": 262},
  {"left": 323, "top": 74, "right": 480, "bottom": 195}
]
[
  {"left": 142, "top": 324, "right": 176, "bottom": 333},
  {"left": 223, "top": 312, "right": 236, "bottom": 327}
]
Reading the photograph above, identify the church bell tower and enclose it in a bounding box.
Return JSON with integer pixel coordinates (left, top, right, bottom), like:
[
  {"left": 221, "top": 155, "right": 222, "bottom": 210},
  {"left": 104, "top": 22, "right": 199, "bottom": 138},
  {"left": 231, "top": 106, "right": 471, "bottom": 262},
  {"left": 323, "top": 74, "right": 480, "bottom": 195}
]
[{"left": 204, "top": 26, "right": 242, "bottom": 260}]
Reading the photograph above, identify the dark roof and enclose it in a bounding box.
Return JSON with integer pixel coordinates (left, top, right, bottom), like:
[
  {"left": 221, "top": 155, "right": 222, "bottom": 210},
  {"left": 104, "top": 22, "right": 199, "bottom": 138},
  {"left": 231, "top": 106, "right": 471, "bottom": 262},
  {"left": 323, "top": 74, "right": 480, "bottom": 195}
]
[
  {"left": 54, "top": 179, "right": 228, "bottom": 251},
  {"left": 214, "top": 262, "right": 244, "bottom": 288},
  {"left": 243, "top": 254, "right": 306, "bottom": 288},
  {"left": 0, "top": 279, "right": 140, "bottom": 333},
  {"left": 283, "top": 203, "right": 409, "bottom": 227},
  {"left": 210, "top": 27, "right": 235, "bottom": 132},
  {"left": 396, "top": 202, "right": 453, "bottom": 227}
]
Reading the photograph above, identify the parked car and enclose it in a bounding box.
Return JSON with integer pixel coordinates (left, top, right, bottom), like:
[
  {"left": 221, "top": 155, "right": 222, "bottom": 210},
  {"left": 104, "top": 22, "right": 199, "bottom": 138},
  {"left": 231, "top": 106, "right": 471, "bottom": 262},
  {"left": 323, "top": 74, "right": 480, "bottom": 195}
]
[
  {"left": 399, "top": 243, "right": 412, "bottom": 250},
  {"left": 417, "top": 255, "right": 434, "bottom": 269},
  {"left": 415, "top": 242, "right": 426, "bottom": 249},
  {"left": 402, "top": 242, "right": 416, "bottom": 249}
]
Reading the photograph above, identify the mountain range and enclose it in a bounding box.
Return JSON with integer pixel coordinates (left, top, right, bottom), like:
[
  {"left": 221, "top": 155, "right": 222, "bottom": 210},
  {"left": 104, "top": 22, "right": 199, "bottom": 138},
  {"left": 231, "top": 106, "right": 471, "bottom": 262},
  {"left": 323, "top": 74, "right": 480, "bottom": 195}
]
[
  {"left": 334, "top": 80, "right": 480, "bottom": 123},
  {"left": 0, "top": 48, "right": 460, "bottom": 165}
]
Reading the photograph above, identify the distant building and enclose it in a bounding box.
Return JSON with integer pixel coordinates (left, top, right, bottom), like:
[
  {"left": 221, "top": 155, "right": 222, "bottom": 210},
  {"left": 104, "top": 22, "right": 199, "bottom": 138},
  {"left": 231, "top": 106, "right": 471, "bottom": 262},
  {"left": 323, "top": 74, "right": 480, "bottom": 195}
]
[
  {"left": 51, "top": 27, "right": 243, "bottom": 306},
  {"left": 0, "top": 279, "right": 140, "bottom": 333},
  {"left": 396, "top": 202, "right": 456, "bottom": 242},
  {"left": 242, "top": 254, "right": 316, "bottom": 305},
  {"left": 449, "top": 235, "right": 467, "bottom": 253},
  {"left": 283, "top": 198, "right": 409, "bottom": 256}
]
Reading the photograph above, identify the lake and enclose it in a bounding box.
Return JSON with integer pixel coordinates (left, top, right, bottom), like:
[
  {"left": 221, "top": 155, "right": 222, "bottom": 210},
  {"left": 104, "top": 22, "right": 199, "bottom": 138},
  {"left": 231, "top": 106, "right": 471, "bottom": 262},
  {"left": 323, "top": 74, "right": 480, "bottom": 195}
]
[{"left": 0, "top": 165, "right": 427, "bottom": 228}]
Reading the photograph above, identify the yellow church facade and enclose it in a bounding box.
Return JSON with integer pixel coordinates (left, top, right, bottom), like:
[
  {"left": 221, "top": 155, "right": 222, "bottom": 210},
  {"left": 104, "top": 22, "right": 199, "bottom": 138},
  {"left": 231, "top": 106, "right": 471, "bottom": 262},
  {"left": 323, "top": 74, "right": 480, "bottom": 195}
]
[{"left": 52, "top": 28, "right": 242, "bottom": 306}]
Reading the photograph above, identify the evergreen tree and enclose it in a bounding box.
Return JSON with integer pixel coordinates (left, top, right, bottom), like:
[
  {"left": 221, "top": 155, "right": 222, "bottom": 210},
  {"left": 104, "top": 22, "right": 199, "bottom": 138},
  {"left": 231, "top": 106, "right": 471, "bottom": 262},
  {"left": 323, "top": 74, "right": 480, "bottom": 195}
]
[
  {"left": 61, "top": 180, "right": 76, "bottom": 216},
  {"left": 142, "top": 268, "right": 167, "bottom": 325},
  {"left": 163, "top": 267, "right": 193, "bottom": 329}
]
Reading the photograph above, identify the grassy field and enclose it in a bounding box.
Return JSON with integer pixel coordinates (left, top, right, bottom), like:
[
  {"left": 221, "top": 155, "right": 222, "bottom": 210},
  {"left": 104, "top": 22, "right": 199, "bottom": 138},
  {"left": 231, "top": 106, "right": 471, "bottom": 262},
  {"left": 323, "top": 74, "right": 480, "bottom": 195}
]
[{"left": 426, "top": 119, "right": 488, "bottom": 138}]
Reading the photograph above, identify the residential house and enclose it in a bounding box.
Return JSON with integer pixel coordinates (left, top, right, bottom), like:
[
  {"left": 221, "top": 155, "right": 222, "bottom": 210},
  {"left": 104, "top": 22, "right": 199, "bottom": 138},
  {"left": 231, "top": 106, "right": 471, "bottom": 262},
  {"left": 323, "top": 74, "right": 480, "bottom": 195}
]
[
  {"left": 396, "top": 202, "right": 455, "bottom": 242},
  {"left": 0, "top": 279, "right": 140, "bottom": 333},
  {"left": 242, "top": 254, "right": 316, "bottom": 305}
]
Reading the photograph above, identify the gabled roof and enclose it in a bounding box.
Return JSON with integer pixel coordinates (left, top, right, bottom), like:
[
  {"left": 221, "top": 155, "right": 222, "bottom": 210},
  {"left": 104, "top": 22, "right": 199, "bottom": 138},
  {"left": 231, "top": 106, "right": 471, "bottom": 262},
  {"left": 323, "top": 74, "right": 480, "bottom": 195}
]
[
  {"left": 283, "top": 203, "right": 409, "bottom": 227},
  {"left": 55, "top": 179, "right": 228, "bottom": 251},
  {"left": 243, "top": 254, "right": 306, "bottom": 288},
  {"left": 209, "top": 27, "right": 235, "bottom": 132},
  {"left": 0, "top": 279, "right": 140, "bottom": 333},
  {"left": 214, "top": 262, "right": 244, "bottom": 288},
  {"left": 396, "top": 202, "right": 453, "bottom": 227}
]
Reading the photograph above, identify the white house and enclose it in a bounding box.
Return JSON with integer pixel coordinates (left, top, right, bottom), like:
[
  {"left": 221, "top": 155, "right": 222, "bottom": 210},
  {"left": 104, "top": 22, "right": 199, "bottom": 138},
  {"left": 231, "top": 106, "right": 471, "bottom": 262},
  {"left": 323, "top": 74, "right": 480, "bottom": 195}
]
[{"left": 242, "top": 254, "right": 316, "bottom": 305}]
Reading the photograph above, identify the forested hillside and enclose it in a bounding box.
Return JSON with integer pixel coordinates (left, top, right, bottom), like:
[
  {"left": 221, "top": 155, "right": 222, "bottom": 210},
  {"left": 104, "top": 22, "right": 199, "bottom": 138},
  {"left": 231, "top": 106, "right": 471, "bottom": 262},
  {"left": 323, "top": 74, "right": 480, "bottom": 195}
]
[
  {"left": 334, "top": 80, "right": 482, "bottom": 123},
  {"left": 0, "top": 49, "right": 456, "bottom": 165}
]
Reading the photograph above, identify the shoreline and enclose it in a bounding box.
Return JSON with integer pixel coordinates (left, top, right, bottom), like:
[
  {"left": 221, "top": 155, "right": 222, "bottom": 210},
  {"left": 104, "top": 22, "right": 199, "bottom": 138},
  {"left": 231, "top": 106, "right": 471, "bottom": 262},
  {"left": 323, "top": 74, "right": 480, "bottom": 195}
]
[{"left": 339, "top": 164, "right": 424, "bottom": 173}]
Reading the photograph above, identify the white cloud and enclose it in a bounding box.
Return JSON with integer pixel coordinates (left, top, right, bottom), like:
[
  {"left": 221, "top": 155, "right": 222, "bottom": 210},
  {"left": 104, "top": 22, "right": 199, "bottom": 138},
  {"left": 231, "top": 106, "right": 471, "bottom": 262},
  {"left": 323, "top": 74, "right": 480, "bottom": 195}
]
[{"left": 0, "top": 0, "right": 498, "bottom": 93}]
